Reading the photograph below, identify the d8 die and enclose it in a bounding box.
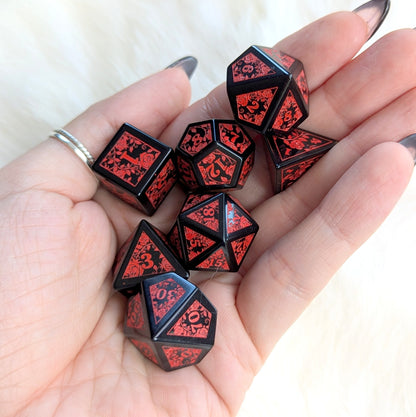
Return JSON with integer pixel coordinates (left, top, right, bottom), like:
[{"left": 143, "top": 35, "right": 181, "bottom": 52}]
[
  {"left": 124, "top": 272, "right": 217, "bottom": 371},
  {"left": 264, "top": 128, "right": 337, "bottom": 194},
  {"left": 113, "top": 220, "right": 189, "bottom": 296},
  {"left": 92, "top": 123, "right": 177, "bottom": 215},
  {"left": 168, "top": 192, "right": 258, "bottom": 272},
  {"left": 176, "top": 119, "right": 255, "bottom": 191},
  {"left": 227, "top": 46, "right": 309, "bottom": 134}
]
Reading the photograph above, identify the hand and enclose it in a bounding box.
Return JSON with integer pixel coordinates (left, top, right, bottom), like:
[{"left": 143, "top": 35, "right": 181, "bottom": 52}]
[{"left": 0, "top": 12, "right": 415, "bottom": 417}]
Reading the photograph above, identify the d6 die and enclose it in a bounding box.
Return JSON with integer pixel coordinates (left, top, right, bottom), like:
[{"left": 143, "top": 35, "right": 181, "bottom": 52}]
[
  {"left": 92, "top": 123, "right": 177, "bottom": 215},
  {"left": 264, "top": 128, "right": 337, "bottom": 194},
  {"left": 168, "top": 192, "right": 258, "bottom": 272},
  {"left": 227, "top": 46, "right": 309, "bottom": 134},
  {"left": 124, "top": 272, "right": 217, "bottom": 371},
  {"left": 176, "top": 119, "right": 255, "bottom": 191},
  {"left": 113, "top": 220, "right": 189, "bottom": 296}
]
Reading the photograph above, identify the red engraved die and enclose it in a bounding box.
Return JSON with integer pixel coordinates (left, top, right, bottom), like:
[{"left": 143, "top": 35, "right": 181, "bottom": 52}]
[
  {"left": 226, "top": 46, "right": 309, "bottom": 134},
  {"left": 168, "top": 192, "right": 258, "bottom": 272},
  {"left": 92, "top": 123, "right": 177, "bottom": 215},
  {"left": 124, "top": 272, "right": 217, "bottom": 371},
  {"left": 175, "top": 119, "right": 255, "bottom": 191},
  {"left": 113, "top": 220, "right": 189, "bottom": 296},
  {"left": 264, "top": 128, "right": 337, "bottom": 194}
]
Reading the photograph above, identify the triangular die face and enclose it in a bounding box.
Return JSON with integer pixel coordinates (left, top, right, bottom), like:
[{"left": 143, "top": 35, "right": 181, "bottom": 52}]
[
  {"left": 143, "top": 273, "right": 195, "bottom": 335},
  {"left": 159, "top": 290, "right": 216, "bottom": 346},
  {"left": 130, "top": 339, "right": 159, "bottom": 365},
  {"left": 231, "top": 233, "right": 256, "bottom": 266},
  {"left": 186, "top": 198, "right": 220, "bottom": 233},
  {"left": 160, "top": 346, "right": 204, "bottom": 370},
  {"left": 183, "top": 226, "right": 217, "bottom": 261},
  {"left": 122, "top": 230, "right": 176, "bottom": 280},
  {"left": 236, "top": 87, "right": 278, "bottom": 127},
  {"left": 167, "top": 223, "right": 183, "bottom": 260},
  {"left": 272, "top": 90, "right": 303, "bottom": 132},
  {"left": 296, "top": 69, "right": 309, "bottom": 105},
  {"left": 125, "top": 293, "right": 145, "bottom": 333},
  {"left": 272, "top": 128, "right": 337, "bottom": 163},
  {"left": 177, "top": 155, "right": 198, "bottom": 190},
  {"left": 196, "top": 247, "right": 230, "bottom": 271},
  {"left": 226, "top": 201, "right": 253, "bottom": 235},
  {"left": 179, "top": 122, "right": 213, "bottom": 156},
  {"left": 231, "top": 51, "right": 276, "bottom": 83},
  {"left": 260, "top": 47, "right": 295, "bottom": 70},
  {"left": 280, "top": 154, "right": 323, "bottom": 191},
  {"left": 182, "top": 193, "right": 212, "bottom": 212}
]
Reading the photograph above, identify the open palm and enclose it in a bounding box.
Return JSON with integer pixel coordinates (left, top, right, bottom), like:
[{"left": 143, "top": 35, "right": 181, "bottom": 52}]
[{"left": 1, "top": 13, "right": 415, "bottom": 417}]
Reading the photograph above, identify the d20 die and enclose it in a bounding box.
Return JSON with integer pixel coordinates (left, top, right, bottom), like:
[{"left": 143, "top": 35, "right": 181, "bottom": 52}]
[
  {"left": 92, "top": 123, "right": 177, "bottom": 215},
  {"left": 124, "top": 272, "right": 217, "bottom": 371},
  {"left": 175, "top": 119, "right": 255, "bottom": 191},
  {"left": 113, "top": 220, "right": 189, "bottom": 296},
  {"left": 168, "top": 192, "right": 259, "bottom": 272},
  {"left": 264, "top": 128, "right": 337, "bottom": 194},
  {"left": 226, "top": 45, "right": 309, "bottom": 134}
]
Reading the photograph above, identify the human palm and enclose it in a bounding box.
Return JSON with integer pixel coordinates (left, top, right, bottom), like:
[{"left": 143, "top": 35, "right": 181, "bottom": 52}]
[{"left": 1, "top": 13, "right": 415, "bottom": 417}]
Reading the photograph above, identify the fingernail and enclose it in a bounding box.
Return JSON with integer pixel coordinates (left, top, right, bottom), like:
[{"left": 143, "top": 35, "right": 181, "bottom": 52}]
[
  {"left": 353, "top": 0, "right": 390, "bottom": 40},
  {"left": 399, "top": 134, "right": 416, "bottom": 165},
  {"left": 165, "top": 56, "right": 198, "bottom": 79}
]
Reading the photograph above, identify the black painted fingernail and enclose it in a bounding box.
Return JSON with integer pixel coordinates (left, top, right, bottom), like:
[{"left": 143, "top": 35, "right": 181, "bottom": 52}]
[
  {"left": 353, "top": 0, "right": 390, "bottom": 40},
  {"left": 165, "top": 56, "right": 198, "bottom": 79},
  {"left": 399, "top": 134, "right": 416, "bottom": 165}
]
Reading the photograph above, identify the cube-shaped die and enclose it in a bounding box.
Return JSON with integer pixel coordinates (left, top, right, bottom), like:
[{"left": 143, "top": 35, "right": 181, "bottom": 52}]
[
  {"left": 227, "top": 46, "right": 309, "bottom": 134},
  {"left": 92, "top": 123, "right": 177, "bottom": 215},
  {"left": 124, "top": 272, "right": 217, "bottom": 371},
  {"left": 113, "top": 220, "right": 189, "bottom": 296},
  {"left": 168, "top": 193, "right": 258, "bottom": 272},
  {"left": 264, "top": 128, "right": 337, "bottom": 194},
  {"left": 175, "top": 119, "right": 255, "bottom": 191}
]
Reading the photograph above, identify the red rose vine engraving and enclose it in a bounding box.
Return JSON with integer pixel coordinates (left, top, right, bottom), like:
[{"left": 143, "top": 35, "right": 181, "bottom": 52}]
[
  {"left": 219, "top": 123, "right": 251, "bottom": 154},
  {"left": 236, "top": 87, "right": 278, "bottom": 126},
  {"left": 145, "top": 159, "right": 177, "bottom": 209},
  {"left": 196, "top": 247, "right": 229, "bottom": 271},
  {"left": 162, "top": 346, "right": 203, "bottom": 369},
  {"left": 281, "top": 155, "right": 322, "bottom": 190},
  {"left": 296, "top": 69, "right": 309, "bottom": 104},
  {"left": 226, "top": 201, "right": 252, "bottom": 234},
  {"left": 130, "top": 339, "right": 158, "bottom": 364},
  {"left": 238, "top": 152, "right": 254, "bottom": 186},
  {"left": 272, "top": 90, "right": 303, "bottom": 132},
  {"left": 149, "top": 277, "right": 187, "bottom": 324},
  {"left": 182, "top": 193, "right": 214, "bottom": 212},
  {"left": 232, "top": 52, "right": 276, "bottom": 82},
  {"left": 167, "top": 300, "right": 213, "bottom": 338},
  {"left": 184, "top": 226, "right": 216, "bottom": 261},
  {"left": 186, "top": 199, "right": 220, "bottom": 232},
  {"left": 126, "top": 296, "right": 144, "bottom": 331},
  {"left": 177, "top": 156, "right": 198, "bottom": 189},
  {"left": 197, "top": 149, "right": 237, "bottom": 186},
  {"left": 180, "top": 123, "right": 213, "bottom": 156},
  {"left": 231, "top": 233, "right": 256, "bottom": 266},
  {"left": 99, "top": 131, "right": 161, "bottom": 186}
]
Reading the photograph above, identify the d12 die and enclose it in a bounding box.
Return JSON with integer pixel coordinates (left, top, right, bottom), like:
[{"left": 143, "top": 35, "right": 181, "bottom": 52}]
[
  {"left": 92, "top": 123, "right": 177, "bottom": 215},
  {"left": 227, "top": 46, "right": 309, "bottom": 134},
  {"left": 168, "top": 192, "right": 259, "bottom": 272},
  {"left": 113, "top": 220, "right": 189, "bottom": 296},
  {"left": 175, "top": 119, "right": 255, "bottom": 191},
  {"left": 124, "top": 272, "right": 217, "bottom": 371},
  {"left": 264, "top": 128, "right": 337, "bottom": 194}
]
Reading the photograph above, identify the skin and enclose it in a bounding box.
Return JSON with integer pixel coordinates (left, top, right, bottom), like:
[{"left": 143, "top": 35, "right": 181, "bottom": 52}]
[{"left": 0, "top": 12, "right": 415, "bottom": 417}]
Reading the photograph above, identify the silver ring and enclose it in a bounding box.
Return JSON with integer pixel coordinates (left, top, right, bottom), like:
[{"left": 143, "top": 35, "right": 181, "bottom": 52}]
[{"left": 49, "top": 129, "right": 95, "bottom": 168}]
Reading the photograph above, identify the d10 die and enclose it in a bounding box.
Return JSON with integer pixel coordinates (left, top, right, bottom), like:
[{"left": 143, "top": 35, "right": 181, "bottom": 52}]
[
  {"left": 113, "top": 220, "right": 189, "bottom": 296},
  {"left": 227, "top": 45, "right": 309, "bottom": 134},
  {"left": 176, "top": 119, "right": 255, "bottom": 191},
  {"left": 264, "top": 128, "right": 337, "bottom": 194},
  {"left": 124, "top": 272, "right": 217, "bottom": 371},
  {"left": 92, "top": 123, "right": 177, "bottom": 215},
  {"left": 168, "top": 192, "right": 259, "bottom": 272}
]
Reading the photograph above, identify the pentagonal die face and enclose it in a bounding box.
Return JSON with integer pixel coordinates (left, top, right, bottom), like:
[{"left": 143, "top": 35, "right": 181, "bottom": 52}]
[
  {"left": 226, "top": 46, "right": 309, "bottom": 135},
  {"left": 168, "top": 193, "right": 259, "bottom": 272},
  {"left": 263, "top": 128, "right": 337, "bottom": 194},
  {"left": 112, "top": 220, "right": 189, "bottom": 296},
  {"left": 176, "top": 120, "right": 255, "bottom": 191},
  {"left": 124, "top": 272, "right": 217, "bottom": 371},
  {"left": 92, "top": 123, "right": 177, "bottom": 215}
]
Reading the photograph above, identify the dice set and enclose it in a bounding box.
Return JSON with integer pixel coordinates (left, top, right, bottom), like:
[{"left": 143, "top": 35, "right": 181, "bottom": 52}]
[{"left": 91, "top": 43, "right": 336, "bottom": 371}]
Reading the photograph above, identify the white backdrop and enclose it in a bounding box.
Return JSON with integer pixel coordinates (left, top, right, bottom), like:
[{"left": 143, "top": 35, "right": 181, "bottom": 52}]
[{"left": 1, "top": 1, "right": 415, "bottom": 416}]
